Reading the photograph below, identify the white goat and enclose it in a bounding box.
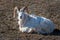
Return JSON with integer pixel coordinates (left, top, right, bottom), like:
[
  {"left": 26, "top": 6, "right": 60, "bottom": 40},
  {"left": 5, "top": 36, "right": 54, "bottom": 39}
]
[{"left": 13, "top": 6, "right": 55, "bottom": 34}]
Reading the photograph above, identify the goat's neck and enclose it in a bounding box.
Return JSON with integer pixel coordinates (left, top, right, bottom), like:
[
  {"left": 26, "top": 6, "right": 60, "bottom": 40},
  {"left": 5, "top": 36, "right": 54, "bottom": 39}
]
[{"left": 21, "top": 15, "right": 29, "bottom": 26}]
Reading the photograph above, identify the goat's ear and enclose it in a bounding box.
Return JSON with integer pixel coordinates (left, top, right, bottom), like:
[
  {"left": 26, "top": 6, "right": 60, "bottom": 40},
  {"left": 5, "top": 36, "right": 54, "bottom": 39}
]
[
  {"left": 25, "top": 6, "right": 29, "bottom": 13},
  {"left": 20, "top": 6, "right": 29, "bottom": 13},
  {"left": 20, "top": 6, "right": 27, "bottom": 12},
  {"left": 20, "top": 7, "right": 25, "bottom": 12}
]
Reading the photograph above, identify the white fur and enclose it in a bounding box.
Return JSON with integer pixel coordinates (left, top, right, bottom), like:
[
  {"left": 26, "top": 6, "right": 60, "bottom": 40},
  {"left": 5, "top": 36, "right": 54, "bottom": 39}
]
[{"left": 16, "top": 7, "right": 55, "bottom": 34}]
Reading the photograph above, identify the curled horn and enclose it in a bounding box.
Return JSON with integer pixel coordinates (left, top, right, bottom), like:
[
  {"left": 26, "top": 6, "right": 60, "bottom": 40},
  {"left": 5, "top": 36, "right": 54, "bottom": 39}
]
[{"left": 13, "top": 6, "right": 18, "bottom": 18}]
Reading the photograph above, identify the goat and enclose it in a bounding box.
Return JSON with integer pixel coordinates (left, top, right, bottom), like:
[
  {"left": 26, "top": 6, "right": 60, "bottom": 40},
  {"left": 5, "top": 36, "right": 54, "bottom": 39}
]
[{"left": 13, "top": 6, "right": 55, "bottom": 34}]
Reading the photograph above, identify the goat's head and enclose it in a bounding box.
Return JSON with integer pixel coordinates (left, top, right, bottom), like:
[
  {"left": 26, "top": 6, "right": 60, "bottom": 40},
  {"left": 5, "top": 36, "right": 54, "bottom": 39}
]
[
  {"left": 13, "top": 6, "right": 29, "bottom": 27},
  {"left": 13, "top": 6, "right": 28, "bottom": 20}
]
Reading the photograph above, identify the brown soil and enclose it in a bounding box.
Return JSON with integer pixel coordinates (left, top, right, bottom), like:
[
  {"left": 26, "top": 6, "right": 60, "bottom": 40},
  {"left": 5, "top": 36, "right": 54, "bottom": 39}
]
[{"left": 0, "top": 0, "right": 60, "bottom": 40}]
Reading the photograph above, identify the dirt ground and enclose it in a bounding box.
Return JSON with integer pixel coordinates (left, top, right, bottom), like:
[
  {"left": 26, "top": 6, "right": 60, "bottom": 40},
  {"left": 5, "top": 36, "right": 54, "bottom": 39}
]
[{"left": 0, "top": 0, "right": 60, "bottom": 40}]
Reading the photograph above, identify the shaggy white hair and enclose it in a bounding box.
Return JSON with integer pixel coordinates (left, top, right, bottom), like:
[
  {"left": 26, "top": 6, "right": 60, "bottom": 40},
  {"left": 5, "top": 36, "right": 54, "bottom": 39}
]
[{"left": 13, "top": 6, "right": 55, "bottom": 34}]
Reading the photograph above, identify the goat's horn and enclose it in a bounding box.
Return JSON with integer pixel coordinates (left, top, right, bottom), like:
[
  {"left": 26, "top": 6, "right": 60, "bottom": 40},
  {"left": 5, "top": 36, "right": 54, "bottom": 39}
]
[{"left": 13, "top": 6, "right": 18, "bottom": 18}]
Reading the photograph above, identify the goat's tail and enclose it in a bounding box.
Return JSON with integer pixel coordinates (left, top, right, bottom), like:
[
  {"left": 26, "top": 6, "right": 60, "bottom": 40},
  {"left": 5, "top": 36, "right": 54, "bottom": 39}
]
[{"left": 13, "top": 6, "right": 18, "bottom": 18}]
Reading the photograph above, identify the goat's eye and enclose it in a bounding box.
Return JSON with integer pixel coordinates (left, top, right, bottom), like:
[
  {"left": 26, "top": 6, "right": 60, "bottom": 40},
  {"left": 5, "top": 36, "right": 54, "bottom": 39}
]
[{"left": 20, "top": 16, "right": 22, "bottom": 19}]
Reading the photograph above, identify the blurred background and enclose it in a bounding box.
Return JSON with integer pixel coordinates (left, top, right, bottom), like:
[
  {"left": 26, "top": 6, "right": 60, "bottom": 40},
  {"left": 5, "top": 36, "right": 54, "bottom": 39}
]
[{"left": 0, "top": 0, "right": 60, "bottom": 40}]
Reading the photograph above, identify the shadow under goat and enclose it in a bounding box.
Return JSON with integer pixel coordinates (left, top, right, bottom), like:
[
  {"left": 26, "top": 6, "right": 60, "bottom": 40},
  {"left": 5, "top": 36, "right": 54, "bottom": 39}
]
[{"left": 13, "top": 6, "right": 55, "bottom": 34}]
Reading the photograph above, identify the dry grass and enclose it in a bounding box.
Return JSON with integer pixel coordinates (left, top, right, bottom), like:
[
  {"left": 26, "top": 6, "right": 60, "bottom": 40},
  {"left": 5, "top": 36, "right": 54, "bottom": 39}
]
[{"left": 0, "top": 0, "right": 60, "bottom": 40}]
